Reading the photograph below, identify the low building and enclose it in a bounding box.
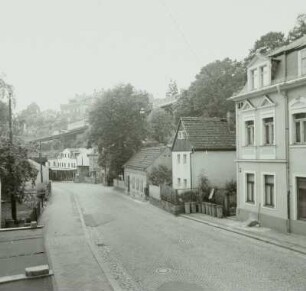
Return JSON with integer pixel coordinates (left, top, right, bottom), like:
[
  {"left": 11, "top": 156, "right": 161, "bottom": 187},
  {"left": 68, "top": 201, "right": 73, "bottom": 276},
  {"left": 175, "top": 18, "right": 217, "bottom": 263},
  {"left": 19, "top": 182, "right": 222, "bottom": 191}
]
[
  {"left": 123, "top": 146, "right": 172, "bottom": 200},
  {"left": 172, "top": 117, "right": 236, "bottom": 192}
]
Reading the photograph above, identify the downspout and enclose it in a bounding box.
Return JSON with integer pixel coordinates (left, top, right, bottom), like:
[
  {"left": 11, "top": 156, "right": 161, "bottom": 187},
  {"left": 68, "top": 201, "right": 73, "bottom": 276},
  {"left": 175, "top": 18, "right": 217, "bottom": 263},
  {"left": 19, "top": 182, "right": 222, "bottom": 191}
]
[
  {"left": 190, "top": 148, "right": 193, "bottom": 190},
  {"left": 278, "top": 50, "right": 291, "bottom": 233}
]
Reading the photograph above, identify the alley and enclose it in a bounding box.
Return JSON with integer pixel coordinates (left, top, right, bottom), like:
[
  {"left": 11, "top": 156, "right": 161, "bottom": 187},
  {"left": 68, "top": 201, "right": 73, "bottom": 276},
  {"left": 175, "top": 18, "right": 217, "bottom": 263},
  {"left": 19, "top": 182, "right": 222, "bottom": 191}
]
[{"left": 42, "top": 183, "right": 306, "bottom": 291}]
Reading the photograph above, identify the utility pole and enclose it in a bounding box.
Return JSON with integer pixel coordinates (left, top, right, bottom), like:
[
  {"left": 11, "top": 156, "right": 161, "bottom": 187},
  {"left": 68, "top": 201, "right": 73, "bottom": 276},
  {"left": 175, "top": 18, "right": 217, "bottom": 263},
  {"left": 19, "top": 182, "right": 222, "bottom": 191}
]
[
  {"left": 39, "top": 141, "right": 43, "bottom": 183},
  {"left": 8, "top": 91, "right": 17, "bottom": 221}
]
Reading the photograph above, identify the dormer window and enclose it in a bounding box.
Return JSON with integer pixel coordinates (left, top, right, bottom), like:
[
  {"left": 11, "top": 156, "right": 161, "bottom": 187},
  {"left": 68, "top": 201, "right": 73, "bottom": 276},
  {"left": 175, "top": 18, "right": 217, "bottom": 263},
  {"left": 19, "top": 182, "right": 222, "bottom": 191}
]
[
  {"left": 178, "top": 130, "right": 186, "bottom": 139},
  {"left": 251, "top": 69, "right": 258, "bottom": 90},
  {"left": 260, "top": 65, "right": 269, "bottom": 87},
  {"left": 299, "top": 48, "right": 306, "bottom": 76}
]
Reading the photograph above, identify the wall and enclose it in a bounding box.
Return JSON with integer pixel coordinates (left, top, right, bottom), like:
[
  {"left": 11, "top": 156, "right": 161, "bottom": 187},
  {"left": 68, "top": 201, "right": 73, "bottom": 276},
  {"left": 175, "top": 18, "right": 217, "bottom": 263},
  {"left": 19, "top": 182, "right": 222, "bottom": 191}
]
[
  {"left": 149, "top": 185, "right": 161, "bottom": 200},
  {"left": 124, "top": 168, "right": 147, "bottom": 200},
  {"left": 191, "top": 151, "right": 236, "bottom": 189},
  {"left": 172, "top": 151, "right": 192, "bottom": 190}
]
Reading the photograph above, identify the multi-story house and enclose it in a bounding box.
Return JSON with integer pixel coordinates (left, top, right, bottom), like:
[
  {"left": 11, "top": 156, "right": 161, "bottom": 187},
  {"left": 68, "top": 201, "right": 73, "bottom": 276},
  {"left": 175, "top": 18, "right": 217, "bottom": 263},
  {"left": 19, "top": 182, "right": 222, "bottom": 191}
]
[
  {"left": 172, "top": 117, "right": 236, "bottom": 192},
  {"left": 230, "top": 36, "right": 306, "bottom": 235}
]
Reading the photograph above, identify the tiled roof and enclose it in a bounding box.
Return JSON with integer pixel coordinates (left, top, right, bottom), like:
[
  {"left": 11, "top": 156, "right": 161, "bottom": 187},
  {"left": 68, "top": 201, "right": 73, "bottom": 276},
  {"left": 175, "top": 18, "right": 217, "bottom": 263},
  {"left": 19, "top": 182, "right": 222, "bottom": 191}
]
[
  {"left": 124, "top": 146, "right": 168, "bottom": 170},
  {"left": 268, "top": 35, "right": 306, "bottom": 56},
  {"left": 180, "top": 117, "right": 235, "bottom": 150}
]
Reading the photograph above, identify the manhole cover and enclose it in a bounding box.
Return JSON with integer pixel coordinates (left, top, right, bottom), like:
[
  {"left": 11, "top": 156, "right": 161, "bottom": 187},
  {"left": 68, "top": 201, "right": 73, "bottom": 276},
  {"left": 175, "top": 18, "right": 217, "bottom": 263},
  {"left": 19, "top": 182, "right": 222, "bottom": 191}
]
[{"left": 156, "top": 268, "right": 171, "bottom": 274}]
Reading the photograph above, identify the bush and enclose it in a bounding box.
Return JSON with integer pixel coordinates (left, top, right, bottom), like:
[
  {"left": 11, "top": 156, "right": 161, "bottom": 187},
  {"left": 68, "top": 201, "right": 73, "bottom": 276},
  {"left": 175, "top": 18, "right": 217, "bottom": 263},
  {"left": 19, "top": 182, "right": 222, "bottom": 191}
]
[
  {"left": 149, "top": 165, "right": 172, "bottom": 186},
  {"left": 198, "top": 175, "right": 211, "bottom": 202}
]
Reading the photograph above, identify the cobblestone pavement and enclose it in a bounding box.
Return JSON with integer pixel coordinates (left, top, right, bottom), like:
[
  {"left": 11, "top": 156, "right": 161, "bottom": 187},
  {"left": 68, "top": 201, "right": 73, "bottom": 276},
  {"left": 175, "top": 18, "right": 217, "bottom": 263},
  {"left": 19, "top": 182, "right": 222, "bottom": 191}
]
[{"left": 43, "top": 183, "right": 306, "bottom": 291}]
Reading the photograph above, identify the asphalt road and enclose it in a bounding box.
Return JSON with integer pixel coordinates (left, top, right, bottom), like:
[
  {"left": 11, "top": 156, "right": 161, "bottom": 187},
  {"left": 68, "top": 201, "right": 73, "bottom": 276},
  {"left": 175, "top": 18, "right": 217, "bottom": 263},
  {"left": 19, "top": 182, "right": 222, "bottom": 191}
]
[{"left": 42, "top": 182, "right": 306, "bottom": 291}]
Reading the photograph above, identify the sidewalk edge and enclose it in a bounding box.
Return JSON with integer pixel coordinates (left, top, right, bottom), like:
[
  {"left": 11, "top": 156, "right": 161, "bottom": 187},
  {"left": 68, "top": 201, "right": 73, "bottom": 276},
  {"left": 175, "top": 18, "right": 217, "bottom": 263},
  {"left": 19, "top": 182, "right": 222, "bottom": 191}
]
[{"left": 180, "top": 214, "right": 306, "bottom": 256}]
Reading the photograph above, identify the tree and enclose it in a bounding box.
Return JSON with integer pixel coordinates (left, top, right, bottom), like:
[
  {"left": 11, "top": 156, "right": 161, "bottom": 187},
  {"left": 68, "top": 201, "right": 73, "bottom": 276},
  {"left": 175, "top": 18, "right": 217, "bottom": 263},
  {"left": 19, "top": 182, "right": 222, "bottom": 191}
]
[
  {"left": 147, "top": 108, "right": 175, "bottom": 144},
  {"left": 0, "top": 78, "right": 38, "bottom": 221},
  {"left": 288, "top": 14, "right": 306, "bottom": 42},
  {"left": 174, "top": 58, "right": 246, "bottom": 121},
  {"left": 166, "top": 79, "right": 179, "bottom": 99},
  {"left": 149, "top": 165, "right": 172, "bottom": 186},
  {"left": 247, "top": 32, "right": 287, "bottom": 62},
  {"left": 89, "top": 84, "right": 150, "bottom": 181}
]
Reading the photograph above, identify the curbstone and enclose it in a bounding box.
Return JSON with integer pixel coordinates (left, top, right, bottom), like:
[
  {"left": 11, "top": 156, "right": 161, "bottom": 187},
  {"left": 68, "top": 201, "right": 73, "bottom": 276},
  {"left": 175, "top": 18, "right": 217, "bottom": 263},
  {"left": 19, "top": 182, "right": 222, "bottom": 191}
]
[{"left": 25, "top": 265, "right": 50, "bottom": 277}]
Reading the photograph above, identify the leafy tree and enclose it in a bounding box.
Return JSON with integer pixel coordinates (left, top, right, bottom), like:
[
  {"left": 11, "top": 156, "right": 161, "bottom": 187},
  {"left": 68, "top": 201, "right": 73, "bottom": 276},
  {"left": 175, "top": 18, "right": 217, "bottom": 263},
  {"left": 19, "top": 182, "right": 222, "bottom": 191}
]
[
  {"left": 89, "top": 84, "right": 150, "bottom": 180},
  {"left": 149, "top": 165, "right": 172, "bottom": 186},
  {"left": 247, "top": 32, "right": 287, "bottom": 62},
  {"left": 288, "top": 14, "right": 306, "bottom": 42},
  {"left": 166, "top": 79, "right": 179, "bottom": 99},
  {"left": 174, "top": 58, "right": 246, "bottom": 121},
  {"left": 147, "top": 108, "right": 175, "bottom": 144}
]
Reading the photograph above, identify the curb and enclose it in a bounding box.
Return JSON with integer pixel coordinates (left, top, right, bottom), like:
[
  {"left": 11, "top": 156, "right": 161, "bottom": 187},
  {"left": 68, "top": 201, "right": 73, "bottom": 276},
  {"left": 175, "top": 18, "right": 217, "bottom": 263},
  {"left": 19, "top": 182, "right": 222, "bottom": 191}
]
[{"left": 180, "top": 214, "right": 306, "bottom": 256}]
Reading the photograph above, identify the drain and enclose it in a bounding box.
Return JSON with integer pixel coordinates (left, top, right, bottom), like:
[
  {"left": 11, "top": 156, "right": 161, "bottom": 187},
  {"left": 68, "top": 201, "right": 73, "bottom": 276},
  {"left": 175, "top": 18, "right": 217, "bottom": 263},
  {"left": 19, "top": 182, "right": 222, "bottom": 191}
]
[{"left": 156, "top": 268, "right": 171, "bottom": 274}]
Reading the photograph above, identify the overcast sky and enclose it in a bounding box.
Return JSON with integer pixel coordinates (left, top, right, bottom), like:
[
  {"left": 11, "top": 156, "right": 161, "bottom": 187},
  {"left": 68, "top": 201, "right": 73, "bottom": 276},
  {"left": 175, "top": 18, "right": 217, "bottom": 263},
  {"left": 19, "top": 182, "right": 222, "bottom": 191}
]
[{"left": 0, "top": 0, "right": 305, "bottom": 112}]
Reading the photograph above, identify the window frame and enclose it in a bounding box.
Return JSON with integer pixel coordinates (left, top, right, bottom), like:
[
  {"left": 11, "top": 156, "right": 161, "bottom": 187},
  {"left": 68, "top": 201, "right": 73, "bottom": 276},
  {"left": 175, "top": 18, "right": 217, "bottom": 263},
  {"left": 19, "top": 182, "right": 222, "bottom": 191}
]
[
  {"left": 177, "top": 154, "right": 181, "bottom": 164},
  {"left": 294, "top": 113, "right": 306, "bottom": 144},
  {"left": 262, "top": 117, "right": 275, "bottom": 146},
  {"left": 245, "top": 120, "right": 255, "bottom": 146},
  {"left": 245, "top": 172, "right": 255, "bottom": 205},
  {"left": 262, "top": 173, "right": 276, "bottom": 209},
  {"left": 183, "top": 154, "right": 187, "bottom": 164}
]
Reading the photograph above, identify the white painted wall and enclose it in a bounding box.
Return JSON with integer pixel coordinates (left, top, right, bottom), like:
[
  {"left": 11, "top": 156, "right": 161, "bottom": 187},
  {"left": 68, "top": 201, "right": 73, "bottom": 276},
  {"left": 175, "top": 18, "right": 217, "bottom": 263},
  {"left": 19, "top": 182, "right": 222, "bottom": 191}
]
[
  {"left": 191, "top": 151, "right": 236, "bottom": 189},
  {"left": 172, "top": 151, "right": 192, "bottom": 190}
]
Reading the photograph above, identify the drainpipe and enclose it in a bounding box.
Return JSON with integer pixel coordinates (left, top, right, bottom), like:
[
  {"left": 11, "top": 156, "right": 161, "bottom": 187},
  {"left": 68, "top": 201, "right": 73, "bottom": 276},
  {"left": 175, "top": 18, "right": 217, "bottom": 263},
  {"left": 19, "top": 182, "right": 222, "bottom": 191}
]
[
  {"left": 190, "top": 149, "right": 193, "bottom": 190},
  {"left": 278, "top": 50, "right": 291, "bottom": 233}
]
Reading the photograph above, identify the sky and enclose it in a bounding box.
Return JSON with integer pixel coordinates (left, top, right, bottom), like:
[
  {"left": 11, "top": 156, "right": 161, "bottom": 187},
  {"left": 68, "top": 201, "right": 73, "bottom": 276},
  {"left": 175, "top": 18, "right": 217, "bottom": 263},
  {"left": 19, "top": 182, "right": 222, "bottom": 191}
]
[{"left": 0, "top": 0, "right": 305, "bottom": 112}]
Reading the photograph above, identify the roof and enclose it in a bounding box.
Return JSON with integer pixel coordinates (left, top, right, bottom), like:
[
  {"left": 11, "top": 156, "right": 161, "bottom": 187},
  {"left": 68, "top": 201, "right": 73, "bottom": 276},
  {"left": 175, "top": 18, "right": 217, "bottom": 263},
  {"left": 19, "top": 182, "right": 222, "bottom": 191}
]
[
  {"left": 124, "top": 146, "right": 168, "bottom": 170},
  {"left": 268, "top": 35, "right": 306, "bottom": 57},
  {"left": 178, "top": 117, "right": 235, "bottom": 150}
]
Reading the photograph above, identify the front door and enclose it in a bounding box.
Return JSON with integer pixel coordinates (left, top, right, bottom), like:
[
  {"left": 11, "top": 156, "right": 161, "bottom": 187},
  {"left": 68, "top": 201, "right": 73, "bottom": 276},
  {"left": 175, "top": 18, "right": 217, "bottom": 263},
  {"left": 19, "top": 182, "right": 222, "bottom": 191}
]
[{"left": 297, "top": 177, "right": 306, "bottom": 220}]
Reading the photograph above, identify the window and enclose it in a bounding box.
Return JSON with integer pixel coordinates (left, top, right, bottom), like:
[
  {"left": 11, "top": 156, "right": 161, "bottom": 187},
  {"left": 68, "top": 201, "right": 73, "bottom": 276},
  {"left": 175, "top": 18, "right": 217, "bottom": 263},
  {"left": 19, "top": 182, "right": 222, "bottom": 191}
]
[
  {"left": 300, "top": 49, "right": 306, "bottom": 76},
  {"left": 177, "top": 178, "right": 181, "bottom": 187},
  {"left": 264, "top": 175, "right": 275, "bottom": 207},
  {"left": 183, "top": 179, "right": 187, "bottom": 188},
  {"left": 251, "top": 69, "right": 258, "bottom": 90},
  {"left": 260, "top": 65, "right": 269, "bottom": 87},
  {"left": 183, "top": 154, "right": 187, "bottom": 164},
  {"left": 246, "top": 173, "right": 255, "bottom": 203},
  {"left": 294, "top": 113, "right": 306, "bottom": 144},
  {"left": 246, "top": 120, "right": 254, "bottom": 145},
  {"left": 178, "top": 130, "right": 186, "bottom": 139},
  {"left": 297, "top": 177, "right": 306, "bottom": 220},
  {"left": 263, "top": 117, "right": 274, "bottom": 145},
  {"left": 177, "top": 154, "right": 181, "bottom": 164}
]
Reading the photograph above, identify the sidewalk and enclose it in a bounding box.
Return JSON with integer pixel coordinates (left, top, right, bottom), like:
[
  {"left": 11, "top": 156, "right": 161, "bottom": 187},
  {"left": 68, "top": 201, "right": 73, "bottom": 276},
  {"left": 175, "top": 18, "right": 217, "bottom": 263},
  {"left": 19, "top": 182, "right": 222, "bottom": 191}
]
[{"left": 181, "top": 213, "right": 306, "bottom": 255}]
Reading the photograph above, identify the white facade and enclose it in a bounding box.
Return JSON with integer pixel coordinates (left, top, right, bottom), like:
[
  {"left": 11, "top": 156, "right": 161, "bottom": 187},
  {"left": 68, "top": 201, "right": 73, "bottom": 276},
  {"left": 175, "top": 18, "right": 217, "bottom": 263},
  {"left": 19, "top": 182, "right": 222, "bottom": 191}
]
[{"left": 232, "top": 42, "right": 306, "bottom": 235}]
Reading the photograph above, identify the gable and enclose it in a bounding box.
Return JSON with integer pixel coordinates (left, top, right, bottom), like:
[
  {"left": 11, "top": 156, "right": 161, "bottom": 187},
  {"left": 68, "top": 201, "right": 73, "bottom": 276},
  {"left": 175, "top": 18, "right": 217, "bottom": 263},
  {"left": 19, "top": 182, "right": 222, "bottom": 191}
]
[
  {"left": 259, "top": 95, "right": 275, "bottom": 108},
  {"left": 240, "top": 100, "right": 255, "bottom": 111},
  {"left": 172, "top": 121, "right": 193, "bottom": 152},
  {"left": 248, "top": 54, "right": 270, "bottom": 69}
]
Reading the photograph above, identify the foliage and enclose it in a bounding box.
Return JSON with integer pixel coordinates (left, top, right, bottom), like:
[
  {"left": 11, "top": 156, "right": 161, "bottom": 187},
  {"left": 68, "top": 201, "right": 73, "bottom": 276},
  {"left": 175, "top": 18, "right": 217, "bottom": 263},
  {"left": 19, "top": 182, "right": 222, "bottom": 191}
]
[
  {"left": 149, "top": 165, "right": 172, "bottom": 186},
  {"left": 288, "top": 14, "right": 306, "bottom": 42},
  {"left": 246, "top": 32, "right": 287, "bottom": 62},
  {"left": 0, "top": 138, "right": 38, "bottom": 201},
  {"left": 89, "top": 84, "right": 150, "bottom": 179},
  {"left": 147, "top": 108, "right": 175, "bottom": 144},
  {"left": 181, "top": 190, "right": 197, "bottom": 203},
  {"left": 198, "top": 175, "right": 211, "bottom": 202},
  {"left": 174, "top": 58, "right": 246, "bottom": 121},
  {"left": 166, "top": 79, "right": 179, "bottom": 99}
]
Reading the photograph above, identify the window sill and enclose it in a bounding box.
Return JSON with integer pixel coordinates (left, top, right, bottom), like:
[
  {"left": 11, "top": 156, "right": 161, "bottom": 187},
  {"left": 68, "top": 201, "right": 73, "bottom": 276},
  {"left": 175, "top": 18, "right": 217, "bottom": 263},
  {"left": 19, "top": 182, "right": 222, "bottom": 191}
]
[
  {"left": 262, "top": 205, "right": 275, "bottom": 209},
  {"left": 245, "top": 201, "right": 255, "bottom": 205},
  {"left": 290, "top": 144, "right": 306, "bottom": 148},
  {"left": 258, "top": 144, "right": 276, "bottom": 147}
]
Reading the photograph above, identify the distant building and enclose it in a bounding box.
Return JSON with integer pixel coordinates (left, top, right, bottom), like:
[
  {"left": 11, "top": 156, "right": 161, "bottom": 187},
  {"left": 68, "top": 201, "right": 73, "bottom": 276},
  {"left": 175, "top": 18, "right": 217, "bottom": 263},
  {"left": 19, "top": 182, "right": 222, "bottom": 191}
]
[
  {"left": 60, "top": 94, "right": 96, "bottom": 122},
  {"left": 123, "top": 146, "right": 172, "bottom": 200},
  {"left": 230, "top": 35, "right": 306, "bottom": 235},
  {"left": 171, "top": 117, "right": 236, "bottom": 192}
]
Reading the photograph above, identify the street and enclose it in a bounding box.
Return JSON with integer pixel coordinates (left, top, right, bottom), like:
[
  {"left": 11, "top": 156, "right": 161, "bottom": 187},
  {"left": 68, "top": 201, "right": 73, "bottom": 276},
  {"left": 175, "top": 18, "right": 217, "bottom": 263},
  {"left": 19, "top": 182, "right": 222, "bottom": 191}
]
[{"left": 42, "top": 183, "right": 306, "bottom": 291}]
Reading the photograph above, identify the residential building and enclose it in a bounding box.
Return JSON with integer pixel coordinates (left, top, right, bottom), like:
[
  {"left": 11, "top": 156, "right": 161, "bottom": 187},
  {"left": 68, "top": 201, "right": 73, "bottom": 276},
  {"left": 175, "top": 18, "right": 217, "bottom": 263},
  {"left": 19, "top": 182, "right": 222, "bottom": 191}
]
[
  {"left": 172, "top": 117, "right": 236, "bottom": 192},
  {"left": 123, "top": 146, "right": 172, "bottom": 200},
  {"left": 230, "top": 35, "right": 306, "bottom": 235}
]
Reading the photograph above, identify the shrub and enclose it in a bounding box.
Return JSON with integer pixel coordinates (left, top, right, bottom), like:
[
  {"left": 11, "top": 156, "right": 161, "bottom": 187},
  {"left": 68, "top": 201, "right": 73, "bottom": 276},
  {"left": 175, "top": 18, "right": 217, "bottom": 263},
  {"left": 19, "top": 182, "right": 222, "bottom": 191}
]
[{"left": 149, "top": 165, "right": 172, "bottom": 186}]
